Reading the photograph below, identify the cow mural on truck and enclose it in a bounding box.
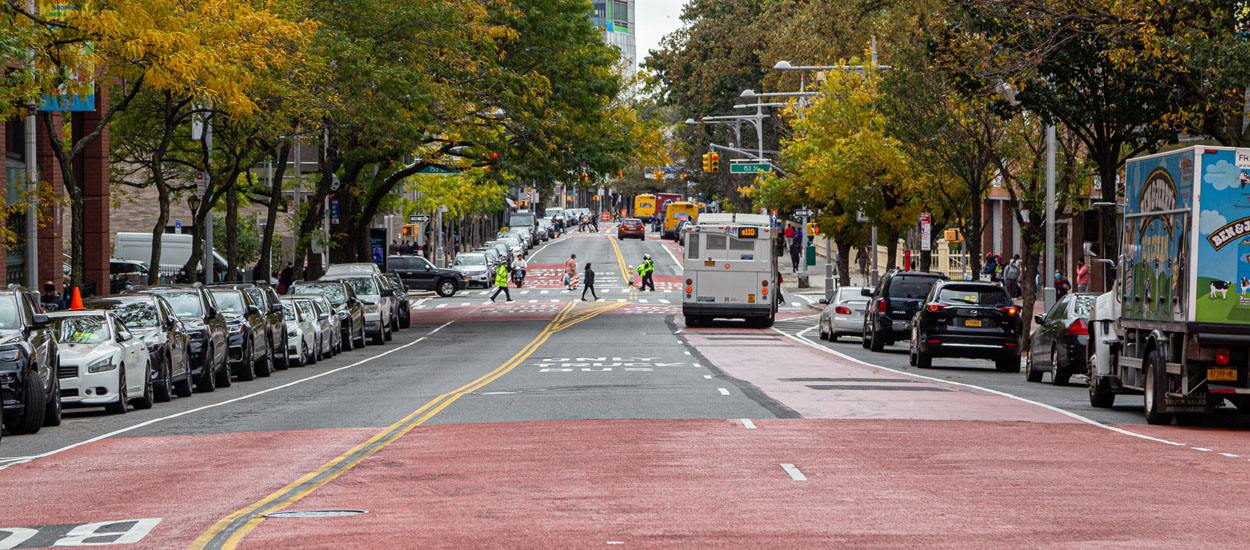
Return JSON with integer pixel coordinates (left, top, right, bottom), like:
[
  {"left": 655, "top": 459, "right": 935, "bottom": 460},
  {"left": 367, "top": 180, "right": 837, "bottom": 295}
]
[{"left": 1193, "top": 149, "right": 1250, "bottom": 325}]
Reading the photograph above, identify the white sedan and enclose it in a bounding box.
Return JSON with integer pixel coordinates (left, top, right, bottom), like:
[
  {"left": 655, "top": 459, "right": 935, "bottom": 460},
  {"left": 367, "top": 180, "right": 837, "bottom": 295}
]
[
  {"left": 280, "top": 298, "right": 317, "bottom": 367},
  {"left": 50, "top": 311, "right": 152, "bottom": 414},
  {"left": 818, "top": 287, "right": 870, "bottom": 342},
  {"left": 294, "top": 298, "right": 333, "bottom": 361}
]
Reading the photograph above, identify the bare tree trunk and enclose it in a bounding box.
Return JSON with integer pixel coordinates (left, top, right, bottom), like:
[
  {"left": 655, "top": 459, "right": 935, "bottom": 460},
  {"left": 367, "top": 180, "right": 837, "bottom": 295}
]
[
  {"left": 225, "top": 178, "right": 239, "bottom": 282},
  {"left": 258, "top": 144, "right": 290, "bottom": 283},
  {"left": 836, "top": 241, "right": 852, "bottom": 286},
  {"left": 885, "top": 230, "right": 899, "bottom": 271}
]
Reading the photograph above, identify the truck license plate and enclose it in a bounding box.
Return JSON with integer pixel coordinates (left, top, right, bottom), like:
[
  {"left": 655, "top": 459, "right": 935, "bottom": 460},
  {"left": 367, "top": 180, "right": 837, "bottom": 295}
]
[
  {"left": 1208, "top": 368, "right": 1237, "bottom": 382},
  {"left": 964, "top": 319, "right": 982, "bottom": 328},
  {"left": 892, "top": 321, "right": 909, "bottom": 331}
]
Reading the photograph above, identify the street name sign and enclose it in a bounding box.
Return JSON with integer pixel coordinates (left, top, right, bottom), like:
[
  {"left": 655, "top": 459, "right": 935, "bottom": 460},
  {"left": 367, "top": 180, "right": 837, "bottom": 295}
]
[{"left": 730, "top": 163, "right": 773, "bottom": 174}]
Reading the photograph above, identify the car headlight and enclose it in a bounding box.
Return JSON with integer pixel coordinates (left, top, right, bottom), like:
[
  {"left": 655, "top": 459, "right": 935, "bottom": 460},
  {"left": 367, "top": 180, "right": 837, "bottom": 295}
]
[
  {"left": 87, "top": 356, "right": 116, "bottom": 373},
  {"left": 337, "top": 311, "right": 348, "bottom": 319},
  {"left": 364, "top": 304, "right": 378, "bottom": 313},
  {"left": 287, "top": 328, "right": 298, "bottom": 337},
  {"left": 228, "top": 324, "right": 243, "bottom": 333},
  {"left": 0, "top": 348, "right": 19, "bottom": 361}
]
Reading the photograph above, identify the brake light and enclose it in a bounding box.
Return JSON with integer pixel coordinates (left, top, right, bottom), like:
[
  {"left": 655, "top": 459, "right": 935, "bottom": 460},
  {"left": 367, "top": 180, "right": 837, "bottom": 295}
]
[
  {"left": 878, "top": 300, "right": 887, "bottom": 313},
  {"left": 999, "top": 306, "right": 1019, "bottom": 316},
  {"left": 926, "top": 304, "right": 946, "bottom": 312},
  {"left": 1216, "top": 348, "right": 1230, "bottom": 366},
  {"left": 1065, "top": 319, "right": 1088, "bottom": 335},
  {"left": 835, "top": 306, "right": 851, "bottom": 315}
]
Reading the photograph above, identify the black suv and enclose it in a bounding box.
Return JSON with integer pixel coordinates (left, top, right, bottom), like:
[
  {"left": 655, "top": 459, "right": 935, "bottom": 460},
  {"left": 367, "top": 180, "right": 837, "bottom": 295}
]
[
  {"left": 0, "top": 287, "right": 60, "bottom": 433},
  {"left": 134, "top": 285, "right": 230, "bottom": 392},
  {"left": 87, "top": 295, "right": 194, "bottom": 402},
  {"left": 208, "top": 288, "right": 272, "bottom": 381},
  {"left": 862, "top": 270, "right": 948, "bottom": 351},
  {"left": 214, "top": 283, "right": 288, "bottom": 371},
  {"left": 387, "top": 255, "right": 462, "bottom": 297},
  {"left": 289, "top": 281, "right": 367, "bottom": 350},
  {"left": 908, "top": 281, "right": 1022, "bottom": 372}
]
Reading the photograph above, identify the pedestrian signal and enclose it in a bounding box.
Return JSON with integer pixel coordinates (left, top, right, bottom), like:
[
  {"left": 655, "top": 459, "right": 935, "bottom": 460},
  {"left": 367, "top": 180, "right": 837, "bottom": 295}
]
[{"left": 944, "top": 228, "right": 962, "bottom": 242}]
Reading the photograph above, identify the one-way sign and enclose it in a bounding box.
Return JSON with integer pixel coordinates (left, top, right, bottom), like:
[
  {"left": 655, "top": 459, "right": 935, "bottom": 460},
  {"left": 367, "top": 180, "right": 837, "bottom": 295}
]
[
  {"left": 794, "top": 208, "right": 814, "bottom": 217},
  {"left": 408, "top": 215, "right": 430, "bottom": 223}
]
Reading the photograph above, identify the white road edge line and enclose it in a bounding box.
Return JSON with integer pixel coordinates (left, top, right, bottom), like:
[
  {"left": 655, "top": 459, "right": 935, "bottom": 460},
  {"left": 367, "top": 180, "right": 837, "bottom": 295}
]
[
  {"left": 0, "top": 328, "right": 447, "bottom": 471},
  {"left": 780, "top": 463, "right": 807, "bottom": 481},
  {"left": 717, "top": 387, "right": 730, "bottom": 396},
  {"left": 740, "top": 418, "right": 756, "bottom": 429},
  {"left": 772, "top": 326, "right": 1188, "bottom": 447},
  {"left": 658, "top": 239, "right": 682, "bottom": 270}
]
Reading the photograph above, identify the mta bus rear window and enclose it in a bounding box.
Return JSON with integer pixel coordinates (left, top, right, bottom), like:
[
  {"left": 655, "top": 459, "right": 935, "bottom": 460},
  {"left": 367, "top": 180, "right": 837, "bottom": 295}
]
[
  {"left": 937, "top": 287, "right": 1010, "bottom": 306},
  {"left": 888, "top": 277, "right": 941, "bottom": 299},
  {"left": 729, "top": 238, "right": 754, "bottom": 251}
]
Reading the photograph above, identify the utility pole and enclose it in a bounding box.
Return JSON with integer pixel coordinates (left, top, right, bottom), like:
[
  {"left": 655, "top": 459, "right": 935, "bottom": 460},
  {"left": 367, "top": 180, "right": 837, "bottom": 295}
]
[
  {"left": 204, "top": 111, "right": 214, "bottom": 284},
  {"left": 1044, "top": 124, "right": 1057, "bottom": 310},
  {"left": 24, "top": 0, "right": 38, "bottom": 287}
]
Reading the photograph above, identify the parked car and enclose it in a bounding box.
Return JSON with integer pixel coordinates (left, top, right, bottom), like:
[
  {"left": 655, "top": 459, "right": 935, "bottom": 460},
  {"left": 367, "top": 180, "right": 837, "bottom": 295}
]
[
  {"left": 617, "top": 218, "right": 646, "bottom": 240},
  {"left": 323, "top": 263, "right": 382, "bottom": 278},
  {"left": 675, "top": 220, "right": 690, "bottom": 245},
  {"left": 537, "top": 218, "right": 553, "bottom": 241},
  {"left": 87, "top": 295, "right": 193, "bottom": 402},
  {"left": 320, "top": 275, "right": 393, "bottom": 345},
  {"left": 289, "top": 281, "right": 366, "bottom": 350},
  {"left": 818, "top": 287, "right": 869, "bottom": 341},
  {"left": 473, "top": 247, "right": 503, "bottom": 273},
  {"left": 862, "top": 270, "right": 948, "bottom": 352},
  {"left": 208, "top": 288, "right": 272, "bottom": 381},
  {"left": 387, "top": 255, "right": 461, "bottom": 298},
  {"left": 50, "top": 310, "right": 152, "bottom": 414},
  {"left": 908, "top": 281, "right": 1022, "bottom": 372},
  {"left": 292, "top": 298, "right": 331, "bottom": 363},
  {"left": 1026, "top": 292, "right": 1098, "bottom": 385},
  {"left": 132, "top": 285, "right": 230, "bottom": 391},
  {"left": 214, "top": 283, "right": 287, "bottom": 370},
  {"left": 280, "top": 298, "right": 317, "bottom": 367},
  {"left": 303, "top": 294, "right": 342, "bottom": 355},
  {"left": 452, "top": 253, "right": 492, "bottom": 289},
  {"left": 381, "top": 273, "right": 412, "bottom": 328},
  {"left": 0, "top": 288, "right": 60, "bottom": 433}
]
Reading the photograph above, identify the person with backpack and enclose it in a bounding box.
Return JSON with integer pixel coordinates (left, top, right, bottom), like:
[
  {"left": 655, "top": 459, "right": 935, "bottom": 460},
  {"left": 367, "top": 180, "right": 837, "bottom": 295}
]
[{"left": 1002, "top": 254, "right": 1022, "bottom": 298}]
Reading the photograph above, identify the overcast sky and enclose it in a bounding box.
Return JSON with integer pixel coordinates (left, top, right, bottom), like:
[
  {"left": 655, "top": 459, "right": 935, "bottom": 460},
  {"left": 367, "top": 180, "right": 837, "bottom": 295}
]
[{"left": 634, "top": 0, "right": 687, "bottom": 71}]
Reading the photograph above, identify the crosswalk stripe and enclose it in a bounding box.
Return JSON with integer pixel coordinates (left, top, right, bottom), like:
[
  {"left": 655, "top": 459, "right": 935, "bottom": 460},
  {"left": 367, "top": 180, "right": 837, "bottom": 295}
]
[
  {"left": 436, "top": 304, "right": 446, "bottom": 309},
  {"left": 616, "top": 298, "right": 626, "bottom": 303},
  {"left": 639, "top": 299, "right": 648, "bottom": 303},
  {"left": 529, "top": 299, "right": 537, "bottom": 303},
  {"left": 659, "top": 299, "right": 670, "bottom": 304}
]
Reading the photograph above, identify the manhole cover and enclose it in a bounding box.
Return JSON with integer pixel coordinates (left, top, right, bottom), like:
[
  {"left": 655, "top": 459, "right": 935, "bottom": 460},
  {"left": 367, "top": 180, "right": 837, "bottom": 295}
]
[{"left": 264, "top": 509, "right": 368, "bottom": 518}]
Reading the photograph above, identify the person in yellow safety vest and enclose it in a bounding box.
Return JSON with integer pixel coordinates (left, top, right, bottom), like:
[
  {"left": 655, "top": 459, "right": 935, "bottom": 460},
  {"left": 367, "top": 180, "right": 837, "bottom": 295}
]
[
  {"left": 639, "top": 254, "right": 655, "bottom": 291},
  {"left": 490, "top": 263, "right": 512, "bottom": 302}
]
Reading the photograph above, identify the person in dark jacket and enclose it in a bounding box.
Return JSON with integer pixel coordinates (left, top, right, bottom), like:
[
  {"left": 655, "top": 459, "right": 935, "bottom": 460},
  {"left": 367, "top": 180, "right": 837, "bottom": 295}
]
[
  {"left": 582, "top": 262, "right": 598, "bottom": 301},
  {"left": 789, "top": 238, "right": 801, "bottom": 272}
]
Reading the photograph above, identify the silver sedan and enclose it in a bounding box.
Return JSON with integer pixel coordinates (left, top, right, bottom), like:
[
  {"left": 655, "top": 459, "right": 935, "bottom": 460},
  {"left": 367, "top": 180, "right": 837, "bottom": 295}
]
[{"left": 818, "top": 287, "right": 869, "bottom": 342}]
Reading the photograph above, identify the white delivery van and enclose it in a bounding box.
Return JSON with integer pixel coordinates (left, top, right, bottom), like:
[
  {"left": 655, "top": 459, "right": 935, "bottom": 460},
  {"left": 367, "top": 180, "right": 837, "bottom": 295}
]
[{"left": 113, "top": 232, "right": 227, "bottom": 272}]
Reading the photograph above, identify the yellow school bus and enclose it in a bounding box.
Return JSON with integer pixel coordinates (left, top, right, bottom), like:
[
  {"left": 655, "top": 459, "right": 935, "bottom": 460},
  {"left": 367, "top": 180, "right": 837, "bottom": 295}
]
[
  {"left": 634, "top": 194, "right": 656, "bottom": 221},
  {"left": 662, "top": 201, "right": 699, "bottom": 240}
]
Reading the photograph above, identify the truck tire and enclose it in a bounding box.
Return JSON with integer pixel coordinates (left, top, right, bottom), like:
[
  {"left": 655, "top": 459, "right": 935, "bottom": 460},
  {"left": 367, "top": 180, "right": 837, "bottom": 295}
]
[
  {"left": 1088, "top": 370, "right": 1116, "bottom": 409},
  {"left": 1050, "top": 347, "right": 1070, "bottom": 386},
  {"left": 1144, "top": 350, "right": 1173, "bottom": 425}
]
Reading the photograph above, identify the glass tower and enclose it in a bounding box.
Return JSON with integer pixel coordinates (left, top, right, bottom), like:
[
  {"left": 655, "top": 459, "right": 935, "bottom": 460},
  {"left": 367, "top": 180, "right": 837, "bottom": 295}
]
[{"left": 590, "top": 1, "right": 636, "bottom": 81}]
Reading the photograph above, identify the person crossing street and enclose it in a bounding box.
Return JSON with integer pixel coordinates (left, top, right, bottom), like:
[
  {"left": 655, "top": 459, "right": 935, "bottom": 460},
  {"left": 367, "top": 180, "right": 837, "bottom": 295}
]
[
  {"left": 582, "top": 262, "right": 598, "bottom": 301},
  {"left": 564, "top": 253, "right": 578, "bottom": 290},
  {"left": 638, "top": 254, "right": 655, "bottom": 291},
  {"left": 490, "top": 262, "right": 513, "bottom": 302}
]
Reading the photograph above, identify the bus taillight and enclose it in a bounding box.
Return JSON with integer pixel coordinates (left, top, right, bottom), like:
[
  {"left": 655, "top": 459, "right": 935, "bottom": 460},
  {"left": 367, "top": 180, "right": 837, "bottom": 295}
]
[{"left": 685, "top": 286, "right": 692, "bottom": 293}]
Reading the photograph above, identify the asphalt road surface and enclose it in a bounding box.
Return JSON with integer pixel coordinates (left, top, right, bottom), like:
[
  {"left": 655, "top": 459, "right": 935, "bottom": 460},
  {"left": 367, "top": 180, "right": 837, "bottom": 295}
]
[{"left": 1, "top": 224, "right": 1248, "bottom": 549}]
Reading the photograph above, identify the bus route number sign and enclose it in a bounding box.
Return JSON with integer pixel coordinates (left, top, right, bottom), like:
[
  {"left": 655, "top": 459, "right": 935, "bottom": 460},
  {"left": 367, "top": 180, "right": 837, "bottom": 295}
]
[{"left": 737, "top": 227, "right": 757, "bottom": 239}]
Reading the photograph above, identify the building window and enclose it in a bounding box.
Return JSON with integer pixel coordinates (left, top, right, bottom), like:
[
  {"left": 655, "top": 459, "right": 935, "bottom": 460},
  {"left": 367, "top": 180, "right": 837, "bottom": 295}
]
[{"left": 611, "top": 0, "right": 629, "bottom": 29}]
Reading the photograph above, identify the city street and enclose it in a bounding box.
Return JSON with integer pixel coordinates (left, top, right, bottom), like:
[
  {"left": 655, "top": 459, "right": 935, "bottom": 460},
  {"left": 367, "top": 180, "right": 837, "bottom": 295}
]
[{"left": 0, "top": 226, "right": 1244, "bottom": 549}]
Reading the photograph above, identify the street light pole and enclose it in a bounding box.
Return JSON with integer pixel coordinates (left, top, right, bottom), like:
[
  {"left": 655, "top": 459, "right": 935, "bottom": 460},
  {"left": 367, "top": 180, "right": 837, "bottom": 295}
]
[
  {"left": 1045, "top": 124, "right": 1056, "bottom": 310},
  {"left": 204, "top": 112, "right": 214, "bottom": 284}
]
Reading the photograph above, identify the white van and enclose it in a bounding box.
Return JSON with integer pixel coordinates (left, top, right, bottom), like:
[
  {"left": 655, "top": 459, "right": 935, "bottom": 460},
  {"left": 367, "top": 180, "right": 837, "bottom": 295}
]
[{"left": 113, "top": 232, "right": 227, "bottom": 271}]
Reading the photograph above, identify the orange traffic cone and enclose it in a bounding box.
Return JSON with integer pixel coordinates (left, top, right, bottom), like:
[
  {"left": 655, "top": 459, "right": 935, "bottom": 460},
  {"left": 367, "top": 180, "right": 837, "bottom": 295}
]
[{"left": 70, "top": 287, "right": 84, "bottom": 310}]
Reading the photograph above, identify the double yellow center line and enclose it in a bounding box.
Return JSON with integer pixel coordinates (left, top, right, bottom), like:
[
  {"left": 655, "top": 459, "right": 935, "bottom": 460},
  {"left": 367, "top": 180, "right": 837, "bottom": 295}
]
[
  {"left": 192, "top": 300, "right": 623, "bottom": 550},
  {"left": 608, "top": 235, "right": 639, "bottom": 301}
]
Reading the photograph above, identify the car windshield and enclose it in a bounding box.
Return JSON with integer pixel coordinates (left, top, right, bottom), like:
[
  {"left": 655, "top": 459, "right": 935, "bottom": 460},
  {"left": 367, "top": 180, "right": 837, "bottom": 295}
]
[
  {"left": 888, "top": 277, "right": 941, "bottom": 299},
  {"left": 1072, "top": 295, "right": 1096, "bottom": 317},
  {"left": 282, "top": 304, "right": 297, "bottom": 321},
  {"left": 343, "top": 278, "right": 378, "bottom": 296},
  {"left": 384, "top": 275, "right": 403, "bottom": 293},
  {"left": 454, "top": 255, "right": 486, "bottom": 267},
  {"left": 212, "top": 291, "right": 246, "bottom": 314},
  {"left": 293, "top": 284, "right": 346, "bottom": 305},
  {"left": 99, "top": 301, "right": 160, "bottom": 328},
  {"left": 52, "top": 315, "right": 111, "bottom": 344},
  {"left": 937, "top": 287, "right": 1011, "bottom": 306},
  {"left": 296, "top": 300, "right": 316, "bottom": 319},
  {"left": 838, "top": 289, "right": 868, "bottom": 303},
  {"left": 0, "top": 296, "right": 20, "bottom": 330},
  {"left": 510, "top": 214, "right": 535, "bottom": 227},
  {"left": 160, "top": 293, "right": 204, "bottom": 317}
]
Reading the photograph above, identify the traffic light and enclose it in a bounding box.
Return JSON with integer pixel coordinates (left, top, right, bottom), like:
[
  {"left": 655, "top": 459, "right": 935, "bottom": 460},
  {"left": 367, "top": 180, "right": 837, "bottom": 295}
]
[
  {"left": 702, "top": 153, "right": 711, "bottom": 173},
  {"left": 710, "top": 153, "right": 719, "bottom": 173},
  {"left": 519, "top": 199, "right": 528, "bottom": 209}
]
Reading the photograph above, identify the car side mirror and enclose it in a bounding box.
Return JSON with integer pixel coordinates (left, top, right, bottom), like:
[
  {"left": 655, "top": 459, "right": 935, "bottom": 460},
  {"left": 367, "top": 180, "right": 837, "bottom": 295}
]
[
  {"left": 271, "top": 303, "right": 283, "bottom": 314},
  {"left": 319, "top": 313, "right": 330, "bottom": 320},
  {"left": 381, "top": 288, "right": 394, "bottom": 298},
  {"left": 818, "top": 298, "right": 829, "bottom": 305},
  {"left": 31, "top": 313, "right": 48, "bottom": 328},
  {"left": 117, "top": 332, "right": 131, "bottom": 343},
  {"left": 1033, "top": 314, "right": 1045, "bottom": 324},
  {"left": 860, "top": 288, "right": 872, "bottom": 297},
  {"left": 424, "top": 265, "right": 431, "bottom": 271},
  {"left": 248, "top": 305, "right": 260, "bottom": 314}
]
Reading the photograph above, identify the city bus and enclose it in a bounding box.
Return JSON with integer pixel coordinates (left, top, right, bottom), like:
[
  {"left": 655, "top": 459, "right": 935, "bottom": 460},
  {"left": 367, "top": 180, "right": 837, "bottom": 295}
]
[
  {"left": 681, "top": 213, "right": 778, "bottom": 328},
  {"left": 633, "top": 194, "right": 656, "bottom": 222},
  {"left": 661, "top": 201, "right": 699, "bottom": 240}
]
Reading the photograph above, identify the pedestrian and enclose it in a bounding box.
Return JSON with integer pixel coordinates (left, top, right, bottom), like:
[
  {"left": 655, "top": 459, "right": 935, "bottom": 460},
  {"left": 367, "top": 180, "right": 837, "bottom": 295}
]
[
  {"left": 638, "top": 254, "right": 655, "bottom": 291},
  {"left": 1002, "top": 254, "right": 1022, "bottom": 299},
  {"left": 40, "top": 281, "right": 62, "bottom": 312},
  {"left": 582, "top": 262, "right": 598, "bottom": 301},
  {"left": 1055, "top": 270, "right": 1072, "bottom": 299},
  {"left": 855, "top": 248, "right": 868, "bottom": 284},
  {"left": 564, "top": 253, "right": 578, "bottom": 290},
  {"left": 981, "top": 253, "right": 997, "bottom": 282},
  {"left": 1076, "top": 258, "right": 1090, "bottom": 292},
  {"left": 490, "top": 261, "right": 512, "bottom": 302},
  {"left": 776, "top": 273, "right": 785, "bottom": 304},
  {"left": 389, "top": 240, "right": 400, "bottom": 255},
  {"left": 994, "top": 254, "right": 1004, "bottom": 281},
  {"left": 590, "top": 213, "right": 599, "bottom": 232},
  {"left": 784, "top": 224, "right": 796, "bottom": 242},
  {"left": 789, "top": 237, "right": 801, "bottom": 272},
  {"left": 279, "top": 262, "right": 294, "bottom": 293}
]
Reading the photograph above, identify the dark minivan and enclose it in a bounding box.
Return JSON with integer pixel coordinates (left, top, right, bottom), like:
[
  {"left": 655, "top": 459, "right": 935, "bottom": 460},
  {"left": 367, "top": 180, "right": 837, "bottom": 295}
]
[
  {"left": 908, "top": 281, "right": 1022, "bottom": 372},
  {"left": 862, "top": 270, "right": 948, "bottom": 352}
]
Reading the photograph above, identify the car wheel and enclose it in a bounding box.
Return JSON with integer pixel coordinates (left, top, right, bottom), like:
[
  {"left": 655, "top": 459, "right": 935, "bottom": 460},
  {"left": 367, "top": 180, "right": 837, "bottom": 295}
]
[
  {"left": 198, "top": 347, "right": 217, "bottom": 393},
  {"left": 154, "top": 353, "right": 173, "bottom": 403},
  {"left": 42, "top": 371, "right": 62, "bottom": 427},
  {"left": 106, "top": 365, "right": 128, "bottom": 415},
  {"left": 436, "top": 279, "right": 457, "bottom": 298},
  {"left": 869, "top": 324, "right": 885, "bottom": 352},
  {"left": 341, "top": 330, "right": 352, "bottom": 352},
  {"left": 861, "top": 322, "right": 872, "bottom": 349},
  {"left": 995, "top": 354, "right": 1018, "bottom": 373},
  {"left": 216, "top": 346, "right": 232, "bottom": 388},
  {"left": 238, "top": 339, "right": 256, "bottom": 381},
  {"left": 276, "top": 333, "right": 290, "bottom": 370},
  {"left": 372, "top": 326, "right": 385, "bottom": 346},
  {"left": 1025, "top": 352, "right": 1043, "bottom": 383},
  {"left": 916, "top": 349, "right": 932, "bottom": 369},
  {"left": 293, "top": 344, "right": 306, "bottom": 367},
  {"left": 908, "top": 340, "right": 917, "bottom": 367},
  {"left": 1089, "top": 360, "right": 1115, "bottom": 408},
  {"left": 383, "top": 321, "right": 393, "bottom": 342},
  {"left": 818, "top": 320, "right": 829, "bottom": 341},
  {"left": 174, "top": 354, "right": 194, "bottom": 398},
  {"left": 357, "top": 324, "right": 367, "bottom": 348},
  {"left": 133, "top": 363, "right": 154, "bottom": 410},
  {"left": 6, "top": 369, "right": 46, "bottom": 433},
  {"left": 256, "top": 338, "right": 274, "bottom": 378},
  {"left": 1050, "top": 346, "right": 1070, "bottom": 386},
  {"left": 1144, "top": 350, "right": 1173, "bottom": 425},
  {"left": 309, "top": 339, "right": 319, "bottom": 365}
]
